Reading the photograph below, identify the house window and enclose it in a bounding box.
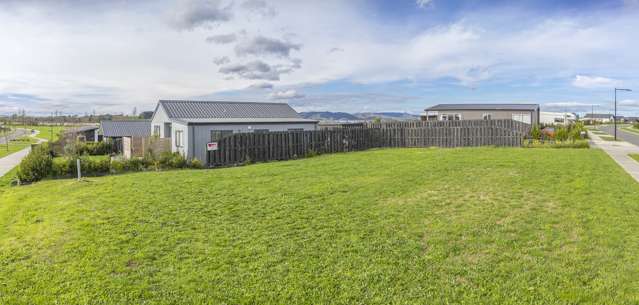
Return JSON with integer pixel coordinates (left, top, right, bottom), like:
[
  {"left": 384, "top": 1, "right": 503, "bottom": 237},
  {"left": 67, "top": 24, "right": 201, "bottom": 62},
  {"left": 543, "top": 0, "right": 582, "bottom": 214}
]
[
  {"left": 153, "top": 125, "right": 160, "bottom": 136},
  {"left": 175, "top": 130, "right": 183, "bottom": 147},
  {"left": 441, "top": 114, "right": 462, "bottom": 121},
  {"left": 210, "top": 130, "right": 233, "bottom": 141},
  {"left": 482, "top": 113, "right": 493, "bottom": 120},
  {"left": 253, "top": 129, "right": 269, "bottom": 133}
]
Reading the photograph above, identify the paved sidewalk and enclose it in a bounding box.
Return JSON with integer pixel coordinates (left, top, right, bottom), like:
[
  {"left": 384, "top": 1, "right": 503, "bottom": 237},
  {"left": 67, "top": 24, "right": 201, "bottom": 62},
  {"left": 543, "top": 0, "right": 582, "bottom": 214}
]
[
  {"left": 589, "top": 131, "right": 639, "bottom": 182},
  {"left": 0, "top": 146, "right": 32, "bottom": 176}
]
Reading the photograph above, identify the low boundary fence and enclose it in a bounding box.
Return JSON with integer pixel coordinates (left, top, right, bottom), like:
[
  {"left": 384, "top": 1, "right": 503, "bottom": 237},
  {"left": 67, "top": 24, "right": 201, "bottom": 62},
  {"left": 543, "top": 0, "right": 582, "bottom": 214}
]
[{"left": 207, "top": 119, "right": 530, "bottom": 166}]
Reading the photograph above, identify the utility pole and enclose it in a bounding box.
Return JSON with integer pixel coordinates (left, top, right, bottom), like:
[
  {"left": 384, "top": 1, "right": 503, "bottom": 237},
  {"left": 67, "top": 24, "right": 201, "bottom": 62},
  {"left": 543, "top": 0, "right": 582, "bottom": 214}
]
[{"left": 615, "top": 88, "right": 632, "bottom": 141}]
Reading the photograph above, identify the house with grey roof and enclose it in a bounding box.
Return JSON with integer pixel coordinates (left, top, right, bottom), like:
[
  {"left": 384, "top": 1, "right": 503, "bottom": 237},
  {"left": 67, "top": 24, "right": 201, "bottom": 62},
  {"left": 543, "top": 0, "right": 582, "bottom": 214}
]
[
  {"left": 65, "top": 125, "right": 100, "bottom": 142},
  {"left": 99, "top": 120, "right": 152, "bottom": 154},
  {"left": 151, "top": 100, "right": 318, "bottom": 163},
  {"left": 421, "top": 103, "right": 540, "bottom": 125}
]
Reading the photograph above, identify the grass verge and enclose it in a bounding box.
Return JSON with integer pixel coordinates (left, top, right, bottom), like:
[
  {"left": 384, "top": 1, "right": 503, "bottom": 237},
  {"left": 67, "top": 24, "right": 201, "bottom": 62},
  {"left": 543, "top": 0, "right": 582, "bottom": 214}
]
[
  {"left": 0, "top": 138, "right": 37, "bottom": 158},
  {"left": 1, "top": 148, "right": 639, "bottom": 304},
  {"left": 630, "top": 154, "right": 639, "bottom": 162},
  {"left": 599, "top": 135, "right": 620, "bottom": 141},
  {"left": 622, "top": 127, "right": 639, "bottom": 135}
]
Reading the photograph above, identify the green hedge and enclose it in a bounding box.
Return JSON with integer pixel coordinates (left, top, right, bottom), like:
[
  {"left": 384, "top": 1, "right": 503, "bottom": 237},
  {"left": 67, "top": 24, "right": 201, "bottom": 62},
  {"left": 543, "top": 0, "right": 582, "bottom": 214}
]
[
  {"left": 17, "top": 145, "right": 203, "bottom": 184},
  {"left": 16, "top": 143, "right": 53, "bottom": 183},
  {"left": 523, "top": 140, "right": 590, "bottom": 149},
  {"left": 64, "top": 141, "right": 114, "bottom": 156}
]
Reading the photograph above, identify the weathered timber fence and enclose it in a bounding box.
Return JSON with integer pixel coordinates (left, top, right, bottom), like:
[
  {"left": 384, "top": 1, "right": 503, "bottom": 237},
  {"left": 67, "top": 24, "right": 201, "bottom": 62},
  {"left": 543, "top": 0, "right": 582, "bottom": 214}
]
[{"left": 208, "top": 119, "right": 530, "bottom": 166}]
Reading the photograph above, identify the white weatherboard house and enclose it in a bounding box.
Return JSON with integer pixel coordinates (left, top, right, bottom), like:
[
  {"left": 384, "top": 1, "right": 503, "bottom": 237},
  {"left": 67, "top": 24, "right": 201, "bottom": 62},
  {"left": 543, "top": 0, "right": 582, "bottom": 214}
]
[{"left": 150, "top": 100, "right": 319, "bottom": 163}]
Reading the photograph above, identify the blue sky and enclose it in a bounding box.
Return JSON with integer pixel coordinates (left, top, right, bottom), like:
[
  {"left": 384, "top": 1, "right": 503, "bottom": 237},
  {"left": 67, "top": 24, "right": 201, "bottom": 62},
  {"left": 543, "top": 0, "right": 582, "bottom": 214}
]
[{"left": 1, "top": 0, "right": 638, "bottom": 116}]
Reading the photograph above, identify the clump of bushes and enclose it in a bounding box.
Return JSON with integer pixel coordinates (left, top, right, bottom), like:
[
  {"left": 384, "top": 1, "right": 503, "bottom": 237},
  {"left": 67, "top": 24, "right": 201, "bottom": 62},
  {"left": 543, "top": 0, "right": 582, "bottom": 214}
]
[
  {"left": 11, "top": 136, "right": 33, "bottom": 143},
  {"left": 52, "top": 156, "right": 111, "bottom": 177},
  {"left": 523, "top": 140, "right": 589, "bottom": 149},
  {"left": 15, "top": 145, "right": 204, "bottom": 184},
  {"left": 64, "top": 141, "right": 114, "bottom": 157},
  {"left": 16, "top": 143, "right": 53, "bottom": 183},
  {"left": 528, "top": 122, "right": 587, "bottom": 143},
  {"left": 633, "top": 122, "right": 639, "bottom": 130}
]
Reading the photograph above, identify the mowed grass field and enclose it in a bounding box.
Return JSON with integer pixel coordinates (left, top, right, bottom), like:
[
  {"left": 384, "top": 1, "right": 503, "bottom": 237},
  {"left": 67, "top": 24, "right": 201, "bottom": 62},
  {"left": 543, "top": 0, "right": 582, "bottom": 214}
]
[
  {"left": 25, "top": 125, "right": 67, "bottom": 142},
  {"left": 2, "top": 148, "right": 639, "bottom": 304}
]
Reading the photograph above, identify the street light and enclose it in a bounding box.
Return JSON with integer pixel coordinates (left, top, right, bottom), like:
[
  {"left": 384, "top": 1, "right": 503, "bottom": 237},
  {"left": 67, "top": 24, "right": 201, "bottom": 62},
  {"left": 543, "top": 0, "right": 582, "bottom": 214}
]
[{"left": 615, "top": 88, "right": 632, "bottom": 141}]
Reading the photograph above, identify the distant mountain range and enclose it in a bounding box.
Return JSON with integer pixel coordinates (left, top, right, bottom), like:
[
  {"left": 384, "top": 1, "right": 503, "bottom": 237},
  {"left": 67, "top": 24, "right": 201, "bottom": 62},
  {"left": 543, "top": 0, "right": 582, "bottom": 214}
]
[{"left": 300, "top": 112, "right": 420, "bottom": 122}]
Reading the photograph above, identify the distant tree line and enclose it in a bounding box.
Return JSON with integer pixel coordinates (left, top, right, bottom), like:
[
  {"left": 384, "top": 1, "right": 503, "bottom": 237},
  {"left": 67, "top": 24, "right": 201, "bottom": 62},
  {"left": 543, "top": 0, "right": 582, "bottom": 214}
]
[{"left": 0, "top": 110, "right": 153, "bottom": 126}]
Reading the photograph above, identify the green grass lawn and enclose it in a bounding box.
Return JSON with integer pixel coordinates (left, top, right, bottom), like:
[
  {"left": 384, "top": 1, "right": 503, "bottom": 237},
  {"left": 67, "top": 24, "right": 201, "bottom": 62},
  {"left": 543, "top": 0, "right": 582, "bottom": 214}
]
[
  {"left": 0, "top": 138, "right": 37, "bottom": 158},
  {"left": 599, "top": 135, "right": 620, "bottom": 141},
  {"left": 630, "top": 154, "right": 639, "bottom": 162},
  {"left": 622, "top": 127, "right": 639, "bottom": 135},
  {"left": 590, "top": 130, "right": 607, "bottom": 135},
  {"left": 24, "top": 125, "right": 67, "bottom": 142},
  {"left": 2, "top": 148, "right": 639, "bottom": 304}
]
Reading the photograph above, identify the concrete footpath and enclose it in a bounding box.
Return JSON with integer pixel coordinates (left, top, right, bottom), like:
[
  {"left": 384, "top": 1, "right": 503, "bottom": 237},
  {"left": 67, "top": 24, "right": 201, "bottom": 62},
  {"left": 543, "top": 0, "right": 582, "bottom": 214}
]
[
  {"left": 589, "top": 131, "right": 639, "bottom": 182},
  {"left": 0, "top": 146, "right": 33, "bottom": 176}
]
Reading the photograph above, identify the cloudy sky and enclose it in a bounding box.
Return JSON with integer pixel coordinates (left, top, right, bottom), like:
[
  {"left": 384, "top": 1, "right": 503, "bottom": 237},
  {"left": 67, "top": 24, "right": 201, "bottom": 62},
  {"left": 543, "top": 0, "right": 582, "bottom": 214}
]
[{"left": 1, "top": 0, "right": 638, "bottom": 116}]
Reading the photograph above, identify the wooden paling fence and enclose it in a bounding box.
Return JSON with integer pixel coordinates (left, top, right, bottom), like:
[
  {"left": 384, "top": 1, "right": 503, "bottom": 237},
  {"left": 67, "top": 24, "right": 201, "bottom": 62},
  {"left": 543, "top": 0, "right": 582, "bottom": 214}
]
[{"left": 208, "top": 119, "right": 531, "bottom": 166}]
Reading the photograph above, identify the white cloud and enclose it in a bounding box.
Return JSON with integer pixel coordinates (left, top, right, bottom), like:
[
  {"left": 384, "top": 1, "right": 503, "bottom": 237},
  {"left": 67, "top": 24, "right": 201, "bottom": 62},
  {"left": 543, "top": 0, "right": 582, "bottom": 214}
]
[
  {"left": 572, "top": 75, "right": 619, "bottom": 89},
  {"left": 1, "top": 1, "right": 639, "bottom": 113},
  {"left": 248, "top": 82, "right": 273, "bottom": 89},
  {"left": 416, "top": 0, "right": 433, "bottom": 8},
  {"left": 169, "top": 0, "right": 232, "bottom": 30},
  {"left": 269, "top": 89, "right": 304, "bottom": 99},
  {"left": 619, "top": 99, "right": 639, "bottom": 107}
]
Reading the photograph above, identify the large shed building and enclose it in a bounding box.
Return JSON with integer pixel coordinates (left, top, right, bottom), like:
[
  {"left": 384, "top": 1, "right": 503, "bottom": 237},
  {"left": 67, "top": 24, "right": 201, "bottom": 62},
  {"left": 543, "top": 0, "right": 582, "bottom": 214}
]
[{"left": 421, "top": 104, "right": 540, "bottom": 125}]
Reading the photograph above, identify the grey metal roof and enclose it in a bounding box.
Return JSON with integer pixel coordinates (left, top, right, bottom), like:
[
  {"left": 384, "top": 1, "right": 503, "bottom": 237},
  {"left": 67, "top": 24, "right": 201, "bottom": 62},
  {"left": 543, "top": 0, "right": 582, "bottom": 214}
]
[
  {"left": 158, "top": 100, "right": 317, "bottom": 123},
  {"left": 173, "top": 118, "right": 320, "bottom": 124},
  {"left": 426, "top": 103, "right": 540, "bottom": 111},
  {"left": 100, "top": 120, "right": 151, "bottom": 137},
  {"left": 66, "top": 125, "right": 99, "bottom": 133}
]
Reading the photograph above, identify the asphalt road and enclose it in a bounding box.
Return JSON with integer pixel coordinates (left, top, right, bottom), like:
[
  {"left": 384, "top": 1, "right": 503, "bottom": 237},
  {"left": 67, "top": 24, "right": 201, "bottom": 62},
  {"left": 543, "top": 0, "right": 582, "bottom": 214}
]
[{"left": 598, "top": 125, "right": 639, "bottom": 146}]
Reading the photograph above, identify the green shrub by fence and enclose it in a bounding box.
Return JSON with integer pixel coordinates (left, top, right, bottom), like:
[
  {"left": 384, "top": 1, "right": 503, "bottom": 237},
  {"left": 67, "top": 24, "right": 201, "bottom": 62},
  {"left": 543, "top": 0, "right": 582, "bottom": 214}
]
[{"left": 15, "top": 146, "right": 203, "bottom": 184}]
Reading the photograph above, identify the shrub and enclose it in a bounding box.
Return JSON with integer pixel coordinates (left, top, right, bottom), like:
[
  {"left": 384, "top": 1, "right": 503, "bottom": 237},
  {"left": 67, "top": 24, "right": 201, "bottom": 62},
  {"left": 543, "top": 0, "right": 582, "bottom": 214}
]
[
  {"left": 306, "top": 149, "right": 320, "bottom": 158},
  {"left": 523, "top": 140, "right": 589, "bottom": 149},
  {"left": 51, "top": 156, "right": 111, "bottom": 177},
  {"left": 79, "top": 156, "right": 110, "bottom": 176},
  {"left": 169, "top": 153, "right": 187, "bottom": 168},
  {"left": 189, "top": 158, "right": 203, "bottom": 169},
  {"left": 555, "top": 127, "right": 568, "bottom": 141},
  {"left": 530, "top": 124, "right": 541, "bottom": 140},
  {"left": 124, "top": 158, "right": 146, "bottom": 172},
  {"left": 11, "top": 136, "right": 32, "bottom": 142},
  {"left": 551, "top": 141, "right": 590, "bottom": 149},
  {"left": 52, "top": 157, "right": 74, "bottom": 177},
  {"left": 633, "top": 122, "right": 639, "bottom": 130},
  {"left": 110, "top": 159, "right": 125, "bottom": 174},
  {"left": 16, "top": 143, "right": 53, "bottom": 183},
  {"left": 70, "top": 141, "right": 114, "bottom": 156}
]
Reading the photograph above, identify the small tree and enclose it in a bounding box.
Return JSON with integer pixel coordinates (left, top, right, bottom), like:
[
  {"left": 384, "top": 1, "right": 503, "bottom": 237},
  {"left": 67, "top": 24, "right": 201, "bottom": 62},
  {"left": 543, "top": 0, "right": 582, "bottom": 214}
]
[
  {"left": 555, "top": 126, "right": 568, "bottom": 142},
  {"left": 531, "top": 124, "right": 541, "bottom": 140}
]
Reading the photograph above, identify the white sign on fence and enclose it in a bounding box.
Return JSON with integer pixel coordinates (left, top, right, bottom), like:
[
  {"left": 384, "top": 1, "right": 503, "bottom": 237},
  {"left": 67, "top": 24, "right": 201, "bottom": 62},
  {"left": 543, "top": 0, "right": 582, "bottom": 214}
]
[{"left": 207, "top": 142, "right": 218, "bottom": 151}]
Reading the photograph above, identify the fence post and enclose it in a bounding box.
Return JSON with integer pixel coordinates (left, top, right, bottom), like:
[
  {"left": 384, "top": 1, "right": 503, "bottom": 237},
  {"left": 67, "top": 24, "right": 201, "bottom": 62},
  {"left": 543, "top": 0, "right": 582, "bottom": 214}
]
[{"left": 76, "top": 158, "right": 81, "bottom": 181}]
